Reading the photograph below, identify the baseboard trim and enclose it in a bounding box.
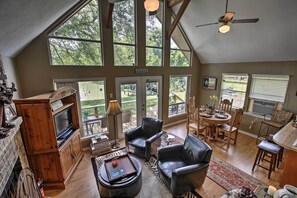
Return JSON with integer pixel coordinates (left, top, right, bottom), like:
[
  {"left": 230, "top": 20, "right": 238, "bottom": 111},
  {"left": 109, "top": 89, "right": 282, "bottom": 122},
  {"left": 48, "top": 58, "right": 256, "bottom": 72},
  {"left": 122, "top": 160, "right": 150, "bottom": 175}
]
[
  {"left": 163, "top": 119, "right": 187, "bottom": 128},
  {"left": 238, "top": 130, "right": 257, "bottom": 139}
]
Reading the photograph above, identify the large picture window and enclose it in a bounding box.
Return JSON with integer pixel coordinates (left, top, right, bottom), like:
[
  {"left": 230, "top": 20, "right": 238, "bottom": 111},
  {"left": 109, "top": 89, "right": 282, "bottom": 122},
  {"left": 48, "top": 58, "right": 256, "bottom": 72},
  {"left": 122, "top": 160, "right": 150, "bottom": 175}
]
[
  {"left": 146, "top": 3, "right": 163, "bottom": 66},
  {"left": 249, "top": 74, "right": 289, "bottom": 115},
  {"left": 220, "top": 73, "right": 248, "bottom": 109},
  {"left": 168, "top": 75, "right": 190, "bottom": 116},
  {"left": 48, "top": 0, "right": 102, "bottom": 66},
  {"left": 113, "top": 0, "right": 136, "bottom": 66},
  {"left": 250, "top": 74, "right": 289, "bottom": 102}
]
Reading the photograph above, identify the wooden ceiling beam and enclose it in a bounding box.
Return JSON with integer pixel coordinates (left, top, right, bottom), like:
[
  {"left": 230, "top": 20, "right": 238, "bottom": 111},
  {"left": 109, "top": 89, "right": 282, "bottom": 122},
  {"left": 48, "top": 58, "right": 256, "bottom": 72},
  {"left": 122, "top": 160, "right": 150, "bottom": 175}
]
[
  {"left": 105, "top": 3, "right": 114, "bottom": 29},
  {"left": 167, "top": 0, "right": 190, "bottom": 38},
  {"left": 168, "top": 0, "right": 184, "bottom": 8}
]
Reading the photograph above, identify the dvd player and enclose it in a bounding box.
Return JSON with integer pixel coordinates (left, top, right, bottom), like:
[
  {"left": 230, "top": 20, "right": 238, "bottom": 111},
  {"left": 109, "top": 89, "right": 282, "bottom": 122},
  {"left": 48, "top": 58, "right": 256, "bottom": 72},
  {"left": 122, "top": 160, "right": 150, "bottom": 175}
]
[
  {"left": 60, "top": 129, "right": 73, "bottom": 139},
  {"left": 57, "top": 128, "right": 74, "bottom": 147}
]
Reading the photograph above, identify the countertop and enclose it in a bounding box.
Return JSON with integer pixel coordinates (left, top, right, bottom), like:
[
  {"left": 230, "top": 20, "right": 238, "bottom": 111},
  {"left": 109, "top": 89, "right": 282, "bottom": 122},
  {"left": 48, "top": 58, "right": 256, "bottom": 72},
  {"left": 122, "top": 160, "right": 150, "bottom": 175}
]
[{"left": 273, "top": 120, "right": 297, "bottom": 152}]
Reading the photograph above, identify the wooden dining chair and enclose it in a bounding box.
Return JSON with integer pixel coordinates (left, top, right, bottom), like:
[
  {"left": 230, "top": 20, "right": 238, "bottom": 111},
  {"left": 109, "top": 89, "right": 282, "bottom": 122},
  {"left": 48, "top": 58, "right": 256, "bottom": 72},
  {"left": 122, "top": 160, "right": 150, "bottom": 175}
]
[
  {"left": 186, "top": 97, "right": 209, "bottom": 140},
  {"left": 215, "top": 108, "right": 244, "bottom": 148},
  {"left": 186, "top": 96, "right": 196, "bottom": 134},
  {"left": 219, "top": 97, "right": 233, "bottom": 114}
]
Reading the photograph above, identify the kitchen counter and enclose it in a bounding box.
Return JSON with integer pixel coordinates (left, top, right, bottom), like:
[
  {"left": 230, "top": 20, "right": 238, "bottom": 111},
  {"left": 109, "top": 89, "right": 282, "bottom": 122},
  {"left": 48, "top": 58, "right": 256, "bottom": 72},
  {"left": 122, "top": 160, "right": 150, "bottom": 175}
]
[
  {"left": 273, "top": 120, "right": 297, "bottom": 187},
  {"left": 273, "top": 120, "right": 297, "bottom": 152}
]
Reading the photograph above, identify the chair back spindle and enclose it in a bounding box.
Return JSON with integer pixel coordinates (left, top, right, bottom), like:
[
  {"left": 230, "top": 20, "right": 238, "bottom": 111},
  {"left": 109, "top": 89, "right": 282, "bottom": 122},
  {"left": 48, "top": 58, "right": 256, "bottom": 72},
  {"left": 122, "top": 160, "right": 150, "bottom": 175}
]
[{"left": 219, "top": 97, "right": 233, "bottom": 114}]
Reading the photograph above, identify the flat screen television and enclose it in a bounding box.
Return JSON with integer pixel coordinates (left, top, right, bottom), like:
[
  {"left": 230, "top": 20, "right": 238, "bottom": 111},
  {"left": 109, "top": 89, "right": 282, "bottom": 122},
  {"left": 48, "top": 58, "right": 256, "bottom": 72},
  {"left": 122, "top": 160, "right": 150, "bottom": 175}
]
[{"left": 54, "top": 107, "right": 73, "bottom": 139}]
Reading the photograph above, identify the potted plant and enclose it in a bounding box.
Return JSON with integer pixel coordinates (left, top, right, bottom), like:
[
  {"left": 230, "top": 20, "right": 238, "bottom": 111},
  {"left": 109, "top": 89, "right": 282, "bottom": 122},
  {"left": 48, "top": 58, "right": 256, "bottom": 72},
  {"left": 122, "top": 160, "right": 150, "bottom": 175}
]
[{"left": 206, "top": 95, "right": 218, "bottom": 115}]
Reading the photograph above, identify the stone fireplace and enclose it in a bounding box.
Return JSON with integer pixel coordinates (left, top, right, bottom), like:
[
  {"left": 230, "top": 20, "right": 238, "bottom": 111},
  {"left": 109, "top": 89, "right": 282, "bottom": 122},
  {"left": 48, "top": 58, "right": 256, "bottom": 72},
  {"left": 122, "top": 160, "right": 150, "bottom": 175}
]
[{"left": 0, "top": 117, "right": 28, "bottom": 196}]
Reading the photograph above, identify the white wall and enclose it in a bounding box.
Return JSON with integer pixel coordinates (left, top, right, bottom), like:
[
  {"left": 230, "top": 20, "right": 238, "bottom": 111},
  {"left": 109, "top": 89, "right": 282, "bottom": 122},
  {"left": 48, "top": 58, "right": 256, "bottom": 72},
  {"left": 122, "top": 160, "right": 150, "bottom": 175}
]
[{"left": 1, "top": 55, "right": 22, "bottom": 99}]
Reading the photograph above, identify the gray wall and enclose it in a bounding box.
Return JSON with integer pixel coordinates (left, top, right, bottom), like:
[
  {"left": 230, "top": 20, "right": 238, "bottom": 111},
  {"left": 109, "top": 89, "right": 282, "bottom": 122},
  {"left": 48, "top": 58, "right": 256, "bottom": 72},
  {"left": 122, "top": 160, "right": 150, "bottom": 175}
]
[{"left": 1, "top": 56, "right": 22, "bottom": 99}]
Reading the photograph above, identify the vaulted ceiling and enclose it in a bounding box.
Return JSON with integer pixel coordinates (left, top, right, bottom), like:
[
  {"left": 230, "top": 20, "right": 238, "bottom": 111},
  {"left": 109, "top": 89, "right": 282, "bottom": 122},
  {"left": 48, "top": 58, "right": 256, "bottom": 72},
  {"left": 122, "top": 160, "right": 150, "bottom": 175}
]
[
  {"left": 0, "top": 0, "right": 79, "bottom": 57},
  {"left": 1, "top": 0, "right": 297, "bottom": 64},
  {"left": 174, "top": 0, "right": 297, "bottom": 63}
]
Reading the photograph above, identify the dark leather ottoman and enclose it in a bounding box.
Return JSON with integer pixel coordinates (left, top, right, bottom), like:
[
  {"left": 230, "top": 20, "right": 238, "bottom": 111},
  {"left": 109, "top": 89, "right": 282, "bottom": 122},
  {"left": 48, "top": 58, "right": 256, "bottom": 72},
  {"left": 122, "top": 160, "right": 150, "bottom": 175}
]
[{"left": 97, "top": 156, "right": 142, "bottom": 198}]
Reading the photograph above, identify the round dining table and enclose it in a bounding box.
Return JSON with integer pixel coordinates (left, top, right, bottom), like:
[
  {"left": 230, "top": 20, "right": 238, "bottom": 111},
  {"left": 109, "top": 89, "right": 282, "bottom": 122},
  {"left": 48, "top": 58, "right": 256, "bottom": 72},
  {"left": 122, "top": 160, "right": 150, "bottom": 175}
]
[{"left": 199, "top": 111, "right": 232, "bottom": 139}]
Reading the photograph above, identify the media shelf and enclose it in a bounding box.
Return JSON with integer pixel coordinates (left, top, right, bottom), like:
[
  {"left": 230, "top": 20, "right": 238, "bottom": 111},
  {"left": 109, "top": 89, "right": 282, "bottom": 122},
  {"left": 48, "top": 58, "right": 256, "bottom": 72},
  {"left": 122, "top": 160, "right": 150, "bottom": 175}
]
[
  {"left": 52, "top": 103, "right": 73, "bottom": 115},
  {"left": 14, "top": 87, "right": 83, "bottom": 189}
]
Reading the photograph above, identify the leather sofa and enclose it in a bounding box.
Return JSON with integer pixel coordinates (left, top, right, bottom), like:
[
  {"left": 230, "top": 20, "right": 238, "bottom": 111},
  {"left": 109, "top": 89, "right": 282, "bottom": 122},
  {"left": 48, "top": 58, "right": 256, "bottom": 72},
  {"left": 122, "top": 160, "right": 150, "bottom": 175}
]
[
  {"left": 157, "top": 134, "right": 212, "bottom": 196},
  {"left": 125, "top": 117, "right": 164, "bottom": 161}
]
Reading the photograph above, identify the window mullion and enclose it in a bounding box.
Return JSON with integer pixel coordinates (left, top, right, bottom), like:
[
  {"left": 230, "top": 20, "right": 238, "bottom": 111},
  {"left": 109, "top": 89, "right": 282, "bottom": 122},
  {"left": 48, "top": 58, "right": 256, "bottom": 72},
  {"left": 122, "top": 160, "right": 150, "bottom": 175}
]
[{"left": 49, "top": 35, "right": 101, "bottom": 43}]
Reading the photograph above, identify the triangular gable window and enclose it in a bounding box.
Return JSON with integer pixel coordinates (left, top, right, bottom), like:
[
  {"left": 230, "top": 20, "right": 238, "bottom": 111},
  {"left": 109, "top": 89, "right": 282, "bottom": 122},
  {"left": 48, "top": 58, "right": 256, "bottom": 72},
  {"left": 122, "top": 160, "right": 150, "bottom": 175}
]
[
  {"left": 170, "top": 16, "right": 191, "bottom": 67},
  {"left": 48, "top": 0, "right": 102, "bottom": 66}
]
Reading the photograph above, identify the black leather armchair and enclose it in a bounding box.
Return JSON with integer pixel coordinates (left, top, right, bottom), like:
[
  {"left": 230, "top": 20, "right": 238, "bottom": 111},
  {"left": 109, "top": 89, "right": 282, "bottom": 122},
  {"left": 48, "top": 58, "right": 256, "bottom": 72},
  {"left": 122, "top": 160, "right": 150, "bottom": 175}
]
[
  {"left": 157, "top": 134, "right": 212, "bottom": 197},
  {"left": 125, "top": 117, "right": 164, "bottom": 161}
]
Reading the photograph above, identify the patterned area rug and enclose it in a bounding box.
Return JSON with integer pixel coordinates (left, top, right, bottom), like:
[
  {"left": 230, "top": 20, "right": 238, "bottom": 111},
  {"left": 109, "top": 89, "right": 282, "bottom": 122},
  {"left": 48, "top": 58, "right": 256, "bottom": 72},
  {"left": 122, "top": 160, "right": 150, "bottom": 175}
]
[
  {"left": 208, "top": 156, "right": 265, "bottom": 191},
  {"left": 162, "top": 132, "right": 266, "bottom": 192}
]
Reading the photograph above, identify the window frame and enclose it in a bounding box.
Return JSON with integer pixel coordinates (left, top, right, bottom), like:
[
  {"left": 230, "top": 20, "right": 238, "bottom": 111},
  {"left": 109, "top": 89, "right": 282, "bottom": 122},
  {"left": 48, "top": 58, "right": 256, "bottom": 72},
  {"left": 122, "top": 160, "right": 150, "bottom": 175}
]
[
  {"left": 249, "top": 74, "right": 290, "bottom": 103},
  {"left": 47, "top": 0, "right": 104, "bottom": 66},
  {"left": 168, "top": 74, "right": 192, "bottom": 117},
  {"left": 169, "top": 15, "right": 193, "bottom": 67},
  {"left": 247, "top": 74, "right": 290, "bottom": 115},
  {"left": 145, "top": 2, "right": 164, "bottom": 67},
  {"left": 220, "top": 73, "right": 249, "bottom": 109},
  {"left": 112, "top": 0, "right": 136, "bottom": 67},
  {"left": 53, "top": 77, "right": 108, "bottom": 138}
]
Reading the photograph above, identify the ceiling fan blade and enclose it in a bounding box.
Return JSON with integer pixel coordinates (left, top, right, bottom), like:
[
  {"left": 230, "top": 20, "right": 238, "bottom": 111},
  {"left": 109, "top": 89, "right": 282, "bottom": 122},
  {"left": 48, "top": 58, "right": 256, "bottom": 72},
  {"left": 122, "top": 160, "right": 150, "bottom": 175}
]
[
  {"left": 231, "top": 18, "right": 259, "bottom": 23},
  {"left": 196, "top": 22, "right": 219, "bottom": 28},
  {"left": 223, "top": 12, "right": 235, "bottom": 22}
]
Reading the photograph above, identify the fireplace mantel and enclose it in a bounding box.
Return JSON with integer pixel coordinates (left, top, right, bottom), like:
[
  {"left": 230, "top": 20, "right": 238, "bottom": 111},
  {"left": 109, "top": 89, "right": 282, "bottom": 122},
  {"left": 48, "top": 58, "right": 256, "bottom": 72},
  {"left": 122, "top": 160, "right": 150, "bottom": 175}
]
[
  {"left": 0, "top": 117, "right": 22, "bottom": 153},
  {"left": 0, "top": 117, "right": 28, "bottom": 196}
]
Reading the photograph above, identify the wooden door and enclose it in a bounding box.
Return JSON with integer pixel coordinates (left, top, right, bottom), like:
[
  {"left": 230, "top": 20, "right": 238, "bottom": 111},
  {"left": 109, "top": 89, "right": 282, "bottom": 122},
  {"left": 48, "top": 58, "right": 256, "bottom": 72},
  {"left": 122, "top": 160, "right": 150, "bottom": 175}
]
[{"left": 60, "top": 142, "right": 73, "bottom": 179}]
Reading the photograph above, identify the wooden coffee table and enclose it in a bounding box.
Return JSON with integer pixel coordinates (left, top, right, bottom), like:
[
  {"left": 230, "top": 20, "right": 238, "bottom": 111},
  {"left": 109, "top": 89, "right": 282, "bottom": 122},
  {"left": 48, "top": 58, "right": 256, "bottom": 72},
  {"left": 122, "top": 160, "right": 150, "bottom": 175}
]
[{"left": 97, "top": 155, "right": 142, "bottom": 197}]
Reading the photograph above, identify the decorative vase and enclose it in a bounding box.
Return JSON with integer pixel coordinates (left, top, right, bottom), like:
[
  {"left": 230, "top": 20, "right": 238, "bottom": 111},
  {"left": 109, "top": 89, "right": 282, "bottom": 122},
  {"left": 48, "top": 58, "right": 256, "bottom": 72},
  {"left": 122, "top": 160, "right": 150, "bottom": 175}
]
[
  {"left": 207, "top": 108, "right": 215, "bottom": 115},
  {"left": 274, "top": 185, "right": 297, "bottom": 198}
]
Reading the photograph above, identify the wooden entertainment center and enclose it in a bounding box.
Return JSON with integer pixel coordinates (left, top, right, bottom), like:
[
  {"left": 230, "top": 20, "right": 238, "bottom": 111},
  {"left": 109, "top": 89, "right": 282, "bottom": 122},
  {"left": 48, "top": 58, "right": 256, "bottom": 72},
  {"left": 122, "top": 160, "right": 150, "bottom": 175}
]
[{"left": 14, "top": 87, "right": 83, "bottom": 189}]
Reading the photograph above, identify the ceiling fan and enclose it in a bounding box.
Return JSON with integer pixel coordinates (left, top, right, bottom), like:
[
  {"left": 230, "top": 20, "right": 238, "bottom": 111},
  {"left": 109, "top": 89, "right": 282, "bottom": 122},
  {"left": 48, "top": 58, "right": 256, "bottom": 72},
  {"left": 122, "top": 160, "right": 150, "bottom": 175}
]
[{"left": 195, "top": 0, "right": 259, "bottom": 33}]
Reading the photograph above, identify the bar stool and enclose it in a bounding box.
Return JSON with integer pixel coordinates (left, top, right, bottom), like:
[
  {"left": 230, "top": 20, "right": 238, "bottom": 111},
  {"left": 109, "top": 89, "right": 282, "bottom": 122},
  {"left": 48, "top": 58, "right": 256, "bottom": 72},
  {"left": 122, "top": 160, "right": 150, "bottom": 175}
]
[
  {"left": 252, "top": 140, "right": 282, "bottom": 179},
  {"left": 266, "top": 133, "right": 284, "bottom": 162}
]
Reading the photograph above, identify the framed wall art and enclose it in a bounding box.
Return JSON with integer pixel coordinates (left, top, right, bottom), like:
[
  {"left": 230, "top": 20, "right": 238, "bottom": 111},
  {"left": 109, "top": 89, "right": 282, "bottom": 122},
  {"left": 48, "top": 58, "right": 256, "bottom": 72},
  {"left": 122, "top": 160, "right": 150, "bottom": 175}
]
[
  {"left": 5, "top": 104, "right": 17, "bottom": 122},
  {"left": 202, "top": 76, "right": 217, "bottom": 90}
]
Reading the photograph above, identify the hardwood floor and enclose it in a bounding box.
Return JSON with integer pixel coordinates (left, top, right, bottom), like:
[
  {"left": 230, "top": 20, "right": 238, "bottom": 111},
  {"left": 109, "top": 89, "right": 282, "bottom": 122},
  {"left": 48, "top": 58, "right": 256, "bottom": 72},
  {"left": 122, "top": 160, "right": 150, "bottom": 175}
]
[{"left": 45, "top": 123, "right": 283, "bottom": 198}]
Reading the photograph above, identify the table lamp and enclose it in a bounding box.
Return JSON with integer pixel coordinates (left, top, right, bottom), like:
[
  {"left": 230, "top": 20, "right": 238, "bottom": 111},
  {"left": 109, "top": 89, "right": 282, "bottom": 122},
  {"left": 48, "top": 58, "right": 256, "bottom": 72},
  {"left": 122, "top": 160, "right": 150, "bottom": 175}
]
[{"left": 106, "top": 100, "right": 122, "bottom": 149}]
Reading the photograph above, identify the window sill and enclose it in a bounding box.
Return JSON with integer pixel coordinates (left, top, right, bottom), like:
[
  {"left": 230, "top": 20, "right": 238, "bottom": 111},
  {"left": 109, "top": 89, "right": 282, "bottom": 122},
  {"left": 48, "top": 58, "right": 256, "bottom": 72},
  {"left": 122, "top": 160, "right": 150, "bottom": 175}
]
[{"left": 244, "top": 111, "right": 271, "bottom": 119}]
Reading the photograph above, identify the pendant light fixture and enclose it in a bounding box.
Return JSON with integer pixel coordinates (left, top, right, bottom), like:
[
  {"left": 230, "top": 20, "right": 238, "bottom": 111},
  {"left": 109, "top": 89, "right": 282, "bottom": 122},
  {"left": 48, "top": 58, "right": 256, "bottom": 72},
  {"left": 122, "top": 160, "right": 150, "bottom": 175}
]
[{"left": 144, "top": 0, "right": 159, "bottom": 12}]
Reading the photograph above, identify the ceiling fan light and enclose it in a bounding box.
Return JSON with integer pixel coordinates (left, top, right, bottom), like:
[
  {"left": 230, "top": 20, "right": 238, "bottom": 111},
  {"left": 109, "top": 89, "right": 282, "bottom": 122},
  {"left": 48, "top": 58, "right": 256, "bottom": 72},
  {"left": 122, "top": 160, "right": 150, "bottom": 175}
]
[
  {"left": 219, "top": 24, "right": 230, "bottom": 33},
  {"left": 144, "top": 0, "right": 159, "bottom": 12}
]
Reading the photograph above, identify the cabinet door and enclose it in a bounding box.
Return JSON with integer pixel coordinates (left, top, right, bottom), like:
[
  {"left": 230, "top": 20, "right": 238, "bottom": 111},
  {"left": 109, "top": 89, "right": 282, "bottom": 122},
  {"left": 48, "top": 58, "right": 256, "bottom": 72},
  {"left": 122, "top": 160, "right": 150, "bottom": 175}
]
[
  {"left": 71, "top": 132, "right": 82, "bottom": 163},
  {"left": 17, "top": 104, "right": 57, "bottom": 154},
  {"left": 60, "top": 142, "right": 73, "bottom": 179}
]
